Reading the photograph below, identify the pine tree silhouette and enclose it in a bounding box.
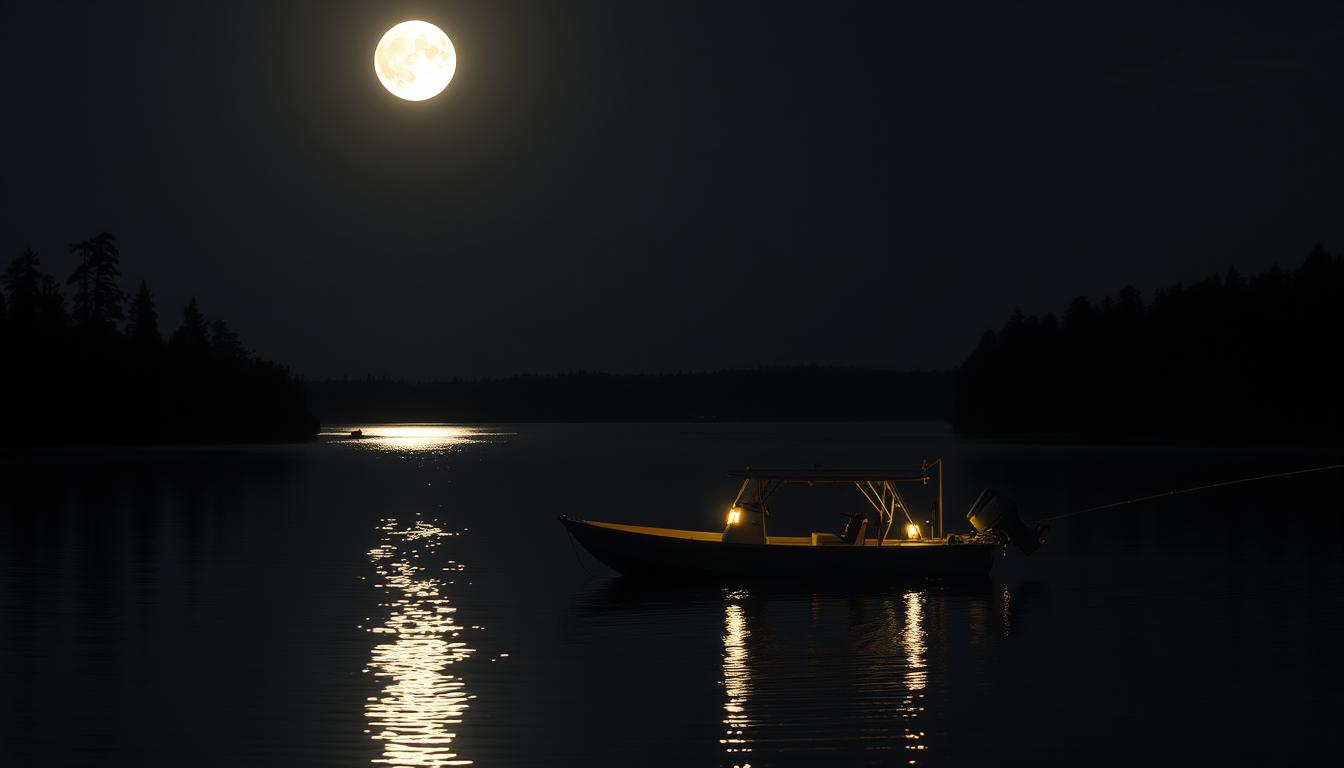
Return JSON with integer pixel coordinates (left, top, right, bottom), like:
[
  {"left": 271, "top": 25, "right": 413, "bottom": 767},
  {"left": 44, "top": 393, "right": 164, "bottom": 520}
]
[
  {"left": 209, "top": 319, "right": 246, "bottom": 360},
  {"left": 170, "top": 297, "right": 210, "bottom": 354},
  {"left": 2, "top": 249, "right": 44, "bottom": 327},
  {"left": 127, "top": 280, "right": 160, "bottom": 345},
  {"left": 67, "top": 232, "right": 125, "bottom": 329}
]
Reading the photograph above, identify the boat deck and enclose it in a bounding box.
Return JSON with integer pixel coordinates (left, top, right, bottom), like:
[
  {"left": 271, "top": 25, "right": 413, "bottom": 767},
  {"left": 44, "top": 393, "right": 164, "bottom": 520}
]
[{"left": 584, "top": 520, "right": 956, "bottom": 547}]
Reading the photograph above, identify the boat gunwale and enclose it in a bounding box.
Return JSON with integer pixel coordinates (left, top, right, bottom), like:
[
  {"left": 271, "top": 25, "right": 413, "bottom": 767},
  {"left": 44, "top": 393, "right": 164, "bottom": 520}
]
[{"left": 569, "top": 518, "right": 980, "bottom": 548}]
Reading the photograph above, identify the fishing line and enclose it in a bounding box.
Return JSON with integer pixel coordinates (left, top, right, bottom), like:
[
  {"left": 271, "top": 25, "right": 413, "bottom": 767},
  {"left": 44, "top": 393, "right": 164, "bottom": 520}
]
[{"left": 1033, "top": 463, "right": 1343, "bottom": 523}]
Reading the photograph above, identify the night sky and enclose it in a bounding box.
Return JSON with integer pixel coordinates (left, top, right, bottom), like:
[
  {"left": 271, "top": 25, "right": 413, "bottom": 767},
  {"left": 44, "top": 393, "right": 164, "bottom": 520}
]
[{"left": 4, "top": 1, "right": 1342, "bottom": 379}]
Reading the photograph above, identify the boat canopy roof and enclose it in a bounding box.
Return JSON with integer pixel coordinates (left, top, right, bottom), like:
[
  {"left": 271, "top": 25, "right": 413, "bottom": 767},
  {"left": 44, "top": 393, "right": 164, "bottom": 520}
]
[
  {"left": 728, "top": 459, "right": 948, "bottom": 543},
  {"left": 729, "top": 468, "right": 929, "bottom": 484}
]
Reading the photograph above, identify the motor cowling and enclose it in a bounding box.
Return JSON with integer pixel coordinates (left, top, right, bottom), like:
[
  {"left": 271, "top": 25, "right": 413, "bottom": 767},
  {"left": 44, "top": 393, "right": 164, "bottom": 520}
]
[{"left": 967, "top": 489, "right": 1046, "bottom": 555}]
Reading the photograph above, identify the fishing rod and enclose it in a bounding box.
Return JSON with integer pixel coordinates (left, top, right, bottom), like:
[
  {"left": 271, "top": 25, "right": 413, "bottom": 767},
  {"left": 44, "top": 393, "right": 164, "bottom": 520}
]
[{"left": 1033, "top": 464, "right": 1343, "bottom": 524}]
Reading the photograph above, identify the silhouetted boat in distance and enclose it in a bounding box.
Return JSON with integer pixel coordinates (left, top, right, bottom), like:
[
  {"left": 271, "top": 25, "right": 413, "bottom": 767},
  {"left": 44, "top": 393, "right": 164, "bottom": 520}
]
[
  {"left": 349, "top": 429, "right": 364, "bottom": 438},
  {"left": 560, "top": 462, "right": 1046, "bottom": 579}
]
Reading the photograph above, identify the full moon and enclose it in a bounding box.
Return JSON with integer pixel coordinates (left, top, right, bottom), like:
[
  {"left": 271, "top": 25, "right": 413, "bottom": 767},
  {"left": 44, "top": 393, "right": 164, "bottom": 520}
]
[{"left": 374, "top": 20, "right": 456, "bottom": 102}]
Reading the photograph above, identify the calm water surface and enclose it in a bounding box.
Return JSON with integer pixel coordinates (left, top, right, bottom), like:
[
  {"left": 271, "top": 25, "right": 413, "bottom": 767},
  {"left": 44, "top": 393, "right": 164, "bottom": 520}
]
[{"left": 2, "top": 424, "right": 1341, "bottom": 766}]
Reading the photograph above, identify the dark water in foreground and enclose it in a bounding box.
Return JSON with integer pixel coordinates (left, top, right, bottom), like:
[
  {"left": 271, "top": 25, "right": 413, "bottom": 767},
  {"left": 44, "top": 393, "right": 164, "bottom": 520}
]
[{"left": 2, "top": 424, "right": 1342, "bottom": 767}]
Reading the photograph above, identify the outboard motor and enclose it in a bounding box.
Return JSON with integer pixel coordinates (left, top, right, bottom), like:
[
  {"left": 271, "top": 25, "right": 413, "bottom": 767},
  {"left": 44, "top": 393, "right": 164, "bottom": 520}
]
[{"left": 967, "top": 489, "right": 1046, "bottom": 555}]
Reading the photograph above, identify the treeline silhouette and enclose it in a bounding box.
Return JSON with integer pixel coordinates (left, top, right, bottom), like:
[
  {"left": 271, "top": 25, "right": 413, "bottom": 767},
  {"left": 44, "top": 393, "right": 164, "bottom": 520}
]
[
  {"left": 308, "top": 368, "right": 953, "bottom": 423},
  {"left": 1, "top": 233, "right": 317, "bottom": 444},
  {"left": 955, "top": 244, "right": 1343, "bottom": 439}
]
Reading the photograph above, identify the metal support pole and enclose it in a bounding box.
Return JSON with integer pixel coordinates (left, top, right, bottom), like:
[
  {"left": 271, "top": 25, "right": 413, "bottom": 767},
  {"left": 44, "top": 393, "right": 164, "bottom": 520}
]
[{"left": 937, "top": 459, "right": 944, "bottom": 539}]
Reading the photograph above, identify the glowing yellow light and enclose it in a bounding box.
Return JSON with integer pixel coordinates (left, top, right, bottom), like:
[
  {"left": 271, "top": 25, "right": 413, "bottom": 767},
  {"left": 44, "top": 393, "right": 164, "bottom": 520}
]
[
  {"left": 727, "top": 507, "right": 743, "bottom": 525},
  {"left": 905, "top": 523, "right": 921, "bottom": 539}
]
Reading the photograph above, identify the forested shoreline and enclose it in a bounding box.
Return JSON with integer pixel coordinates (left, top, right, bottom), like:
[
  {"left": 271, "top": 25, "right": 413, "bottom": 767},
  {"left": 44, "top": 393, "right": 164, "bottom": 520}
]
[
  {"left": 1, "top": 233, "right": 318, "bottom": 444},
  {"left": 6, "top": 232, "right": 1337, "bottom": 443},
  {"left": 954, "top": 244, "right": 1343, "bottom": 440}
]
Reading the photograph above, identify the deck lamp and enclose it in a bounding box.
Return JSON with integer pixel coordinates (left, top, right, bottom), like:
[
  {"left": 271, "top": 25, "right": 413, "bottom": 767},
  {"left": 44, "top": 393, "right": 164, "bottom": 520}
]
[
  {"left": 905, "top": 523, "right": 921, "bottom": 540},
  {"left": 727, "top": 507, "right": 743, "bottom": 526}
]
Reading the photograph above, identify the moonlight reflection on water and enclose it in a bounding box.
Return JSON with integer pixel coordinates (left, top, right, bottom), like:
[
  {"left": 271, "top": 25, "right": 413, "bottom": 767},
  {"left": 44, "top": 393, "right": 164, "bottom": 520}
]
[
  {"left": 365, "top": 517, "right": 474, "bottom": 766},
  {"left": 328, "top": 425, "right": 486, "bottom": 453}
]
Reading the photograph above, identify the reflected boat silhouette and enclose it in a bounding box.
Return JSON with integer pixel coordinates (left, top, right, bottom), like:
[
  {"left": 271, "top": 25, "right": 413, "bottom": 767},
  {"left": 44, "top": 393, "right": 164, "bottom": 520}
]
[{"left": 561, "top": 462, "right": 1043, "bottom": 579}]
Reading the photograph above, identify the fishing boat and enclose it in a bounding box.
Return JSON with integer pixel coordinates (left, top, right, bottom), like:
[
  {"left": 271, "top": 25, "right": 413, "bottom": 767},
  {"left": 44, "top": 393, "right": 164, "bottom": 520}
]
[{"left": 560, "top": 460, "right": 1045, "bottom": 580}]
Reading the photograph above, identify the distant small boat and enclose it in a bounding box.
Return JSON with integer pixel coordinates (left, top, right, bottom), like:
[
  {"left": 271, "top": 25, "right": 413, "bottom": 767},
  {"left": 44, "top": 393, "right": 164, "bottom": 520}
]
[
  {"left": 560, "top": 462, "right": 1045, "bottom": 580},
  {"left": 349, "top": 429, "right": 364, "bottom": 438}
]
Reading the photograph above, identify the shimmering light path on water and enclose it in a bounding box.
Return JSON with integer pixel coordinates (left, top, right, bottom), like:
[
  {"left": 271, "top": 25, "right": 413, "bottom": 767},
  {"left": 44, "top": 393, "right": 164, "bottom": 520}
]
[{"left": 365, "top": 517, "right": 473, "bottom": 766}]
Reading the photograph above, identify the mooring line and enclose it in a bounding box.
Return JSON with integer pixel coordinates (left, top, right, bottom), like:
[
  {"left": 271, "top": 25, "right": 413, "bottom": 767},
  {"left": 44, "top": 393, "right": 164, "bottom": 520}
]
[
  {"left": 563, "top": 525, "right": 602, "bottom": 579},
  {"left": 1033, "top": 464, "right": 1344, "bottom": 524}
]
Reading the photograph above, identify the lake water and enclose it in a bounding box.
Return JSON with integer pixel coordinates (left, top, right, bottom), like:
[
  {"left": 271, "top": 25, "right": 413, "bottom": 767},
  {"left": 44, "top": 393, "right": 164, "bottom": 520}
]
[{"left": 2, "top": 423, "right": 1341, "bottom": 767}]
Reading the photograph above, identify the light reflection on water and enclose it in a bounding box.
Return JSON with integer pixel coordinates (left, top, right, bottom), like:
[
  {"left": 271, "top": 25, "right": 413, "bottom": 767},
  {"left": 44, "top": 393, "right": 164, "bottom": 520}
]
[
  {"left": 899, "top": 591, "right": 929, "bottom": 763},
  {"left": 721, "top": 592, "right": 752, "bottom": 765},
  {"left": 324, "top": 425, "right": 503, "bottom": 452},
  {"left": 708, "top": 586, "right": 956, "bottom": 766},
  {"left": 365, "top": 517, "right": 474, "bottom": 767}
]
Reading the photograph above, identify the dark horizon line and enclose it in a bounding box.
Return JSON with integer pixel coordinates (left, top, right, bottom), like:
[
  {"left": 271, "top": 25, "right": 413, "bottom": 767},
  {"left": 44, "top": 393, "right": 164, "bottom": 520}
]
[
  {"left": 311, "top": 364, "right": 955, "bottom": 385},
  {"left": 308, "top": 242, "right": 1334, "bottom": 384}
]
